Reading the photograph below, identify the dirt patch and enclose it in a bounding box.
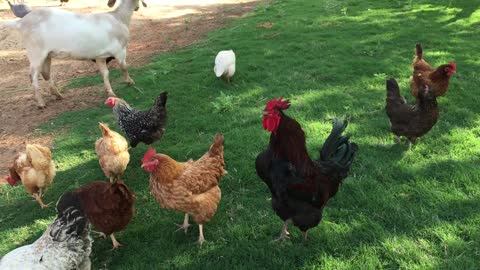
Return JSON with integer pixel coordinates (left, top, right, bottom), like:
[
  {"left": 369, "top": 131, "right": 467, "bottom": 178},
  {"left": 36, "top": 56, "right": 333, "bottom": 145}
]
[{"left": 0, "top": 0, "right": 266, "bottom": 177}]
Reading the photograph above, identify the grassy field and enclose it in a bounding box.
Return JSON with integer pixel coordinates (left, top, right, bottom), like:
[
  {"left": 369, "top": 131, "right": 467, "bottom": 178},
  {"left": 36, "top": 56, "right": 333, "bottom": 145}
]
[{"left": 1, "top": 0, "right": 480, "bottom": 269}]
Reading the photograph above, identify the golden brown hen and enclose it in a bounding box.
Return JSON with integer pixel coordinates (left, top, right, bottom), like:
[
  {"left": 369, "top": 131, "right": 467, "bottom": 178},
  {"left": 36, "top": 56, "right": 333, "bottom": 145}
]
[
  {"left": 141, "top": 134, "right": 227, "bottom": 245},
  {"left": 95, "top": 123, "right": 130, "bottom": 183},
  {"left": 410, "top": 43, "right": 456, "bottom": 98},
  {"left": 5, "top": 144, "right": 56, "bottom": 208}
]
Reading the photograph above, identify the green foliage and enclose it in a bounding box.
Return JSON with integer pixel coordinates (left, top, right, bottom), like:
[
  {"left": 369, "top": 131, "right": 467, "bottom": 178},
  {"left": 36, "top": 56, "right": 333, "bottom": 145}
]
[
  {"left": 1, "top": 0, "right": 480, "bottom": 269},
  {"left": 211, "top": 91, "right": 238, "bottom": 113}
]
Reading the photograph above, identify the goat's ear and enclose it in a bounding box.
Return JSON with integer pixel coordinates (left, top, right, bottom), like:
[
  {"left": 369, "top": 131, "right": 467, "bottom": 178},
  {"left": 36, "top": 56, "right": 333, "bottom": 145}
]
[
  {"left": 141, "top": 0, "right": 147, "bottom": 7},
  {"left": 107, "top": 0, "right": 116, "bottom": 8}
]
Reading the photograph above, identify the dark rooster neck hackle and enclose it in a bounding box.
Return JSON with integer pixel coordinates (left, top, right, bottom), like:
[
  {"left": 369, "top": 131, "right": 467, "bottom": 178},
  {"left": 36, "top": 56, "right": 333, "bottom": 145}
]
[{"left": 269, "top": 111, "right": 316, "bottom": 178}]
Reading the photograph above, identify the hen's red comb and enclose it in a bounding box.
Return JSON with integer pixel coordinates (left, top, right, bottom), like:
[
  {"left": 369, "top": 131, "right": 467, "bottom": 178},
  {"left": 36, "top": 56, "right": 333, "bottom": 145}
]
[
  {"left": 142, "top": 148, "right": 157, "bottom": 164},
  {"left": 449, "top": 61, "right": 456, "bottom": 72},
  {"left": 264, "top": 96, "right": 291, "bottom": 111}
]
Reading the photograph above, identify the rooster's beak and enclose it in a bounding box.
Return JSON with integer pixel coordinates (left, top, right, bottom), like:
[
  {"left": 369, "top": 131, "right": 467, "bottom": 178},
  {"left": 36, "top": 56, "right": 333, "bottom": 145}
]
[
  {"left": 140, "top": 164, "right": 145, "bottom": 168},
  {"left": 262, "top": 111, "right": 268, "bottom": 116}
]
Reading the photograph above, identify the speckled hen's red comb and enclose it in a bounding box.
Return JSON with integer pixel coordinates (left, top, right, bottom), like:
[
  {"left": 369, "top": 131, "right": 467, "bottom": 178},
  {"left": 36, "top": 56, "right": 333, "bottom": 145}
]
[
  {"left": 142, "top": 148, "right": 157, "bottom": 164},
  {"left": 264, "top": 97, "right": 290, "bottom": 111}
]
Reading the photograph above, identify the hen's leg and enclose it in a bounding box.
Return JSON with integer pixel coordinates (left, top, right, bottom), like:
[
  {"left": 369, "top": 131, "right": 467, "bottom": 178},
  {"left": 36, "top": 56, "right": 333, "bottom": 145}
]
[
  {"left": 274, "top": 219, "right": 291, "bottom": 241},
  {"left": 175, "top": 213, "right": 191, "bottom": 234},
  {"left": 407, "top": 137, "right": 417, "bottom": 151},
  {"left": 198, "top": 224, "right": 206, "bottom": 246},
  {"left": 110, "top": 234, "right": 123, "bottom": 250},
  {"left": 93, "top": 231, "right": 107, "bottom": 238},
  {"left": 302, "top": 231, "right": 308, "bottom": 242},
  {"left": 33, "top": 193, "right": 51, "bottom": 209}
]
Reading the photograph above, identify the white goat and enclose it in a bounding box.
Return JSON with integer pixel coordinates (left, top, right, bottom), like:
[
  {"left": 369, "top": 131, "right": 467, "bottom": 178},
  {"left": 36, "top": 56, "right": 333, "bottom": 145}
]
[{"left": 0, "top": 0, "right": 146, "bottom": 108}]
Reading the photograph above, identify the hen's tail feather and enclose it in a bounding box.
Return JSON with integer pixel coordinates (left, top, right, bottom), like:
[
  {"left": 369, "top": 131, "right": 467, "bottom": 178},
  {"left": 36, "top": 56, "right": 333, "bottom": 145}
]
[
  {"left": 415, "top": 43, "right": 423, "bottom": 61},
  {"left": 114, "top": 182, "right": 136, "bottom": 204},
  {"left": 51, "top": 192, "right": 88, "bottom": 241},
  {"left": 155, "top": 91, "right": 168, "bottom": 108},
  {"left": 386, "top": 78, "right": 401, "bottom": 99},
  {"left": 208, "top": 133, "right": 225, "bottom": 156},
  {"left": 26, "top": 144, "right": 52, "bottom": 170},
  {"left": 318, "top": 118, "right": 358, "bottom": 182},
  {"left": 98, "top": 122, "right": 112, "bottom": 137}
]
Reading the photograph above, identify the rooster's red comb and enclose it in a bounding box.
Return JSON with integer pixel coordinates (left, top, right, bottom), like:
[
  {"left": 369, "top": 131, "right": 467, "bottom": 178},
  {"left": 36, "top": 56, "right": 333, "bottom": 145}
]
[
  {"left": 264, "top": 96, "right": 291, "bottom": 111},
  {"left": 449, "top": 61, "right": 456, "bottom": 72},
  {"left": 142, "top": 148, "right": 157, "bottom": 163}
]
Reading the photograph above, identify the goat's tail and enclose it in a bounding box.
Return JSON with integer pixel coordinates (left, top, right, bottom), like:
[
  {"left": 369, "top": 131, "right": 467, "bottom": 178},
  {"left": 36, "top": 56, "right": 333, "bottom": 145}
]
[{"left": 0, "top": 19, "right": 20, "bottom": 30}]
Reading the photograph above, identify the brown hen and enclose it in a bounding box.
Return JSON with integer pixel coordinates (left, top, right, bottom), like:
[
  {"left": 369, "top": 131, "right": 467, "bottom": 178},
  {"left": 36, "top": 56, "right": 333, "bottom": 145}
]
[
  {"left": 71, "top": 180, "right": 135, "bottom": 249},
  {"left": 141, "top": 134, "right": 227, "bottom": 246},
  {"left": 410, "top": 43, "right": 456, "bottom": 98}
]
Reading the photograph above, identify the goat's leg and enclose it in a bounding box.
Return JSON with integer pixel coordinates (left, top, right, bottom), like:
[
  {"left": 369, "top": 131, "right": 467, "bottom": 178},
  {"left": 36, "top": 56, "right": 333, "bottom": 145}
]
[
  {"left": 96, "top": 58, "right": 116, "bottom": 97},
  {"left": 41, "top": 56, "right": 63, "bottom": 100},
  {"left": 30, "top": 65, "right": 46, "bottom": 108},
  {"left": 119, "top": 60, "right": 134, "bottom": 86},
  {"left": 116, "top": 50, "right": 134, "bottom": 86}
]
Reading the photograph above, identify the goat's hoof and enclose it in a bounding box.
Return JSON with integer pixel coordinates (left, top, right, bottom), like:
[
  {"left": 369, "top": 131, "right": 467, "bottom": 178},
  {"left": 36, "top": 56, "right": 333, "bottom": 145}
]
[
  {"left": 125, "top": 78, "right": 135, "bottom": 86},
  {"left": 37, "top": 104, "right": 46, "bottom": 109},
  {"left": 55, "top": 94, "right": 64, "bottom": 100}
]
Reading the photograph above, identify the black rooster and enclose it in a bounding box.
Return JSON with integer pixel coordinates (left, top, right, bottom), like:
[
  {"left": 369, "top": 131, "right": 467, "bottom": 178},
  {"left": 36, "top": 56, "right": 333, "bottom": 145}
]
[{"left": 255, "top": 97, "right": 358, "bottom": 241}]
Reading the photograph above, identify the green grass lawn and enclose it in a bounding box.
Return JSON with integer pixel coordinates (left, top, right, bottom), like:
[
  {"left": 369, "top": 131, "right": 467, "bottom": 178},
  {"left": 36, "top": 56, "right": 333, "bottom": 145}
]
[{"left": 1, "top": 0, "right": 480, "bottom": 269}]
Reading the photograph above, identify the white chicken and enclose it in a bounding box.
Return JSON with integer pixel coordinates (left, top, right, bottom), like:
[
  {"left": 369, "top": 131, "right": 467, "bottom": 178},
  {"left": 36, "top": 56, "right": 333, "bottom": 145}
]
[
  {"left": 0, "top": 192, "right": 93, "bottom": 270},
  {"left": 213, "top": 50, "right": 236, "bottom": 83}
]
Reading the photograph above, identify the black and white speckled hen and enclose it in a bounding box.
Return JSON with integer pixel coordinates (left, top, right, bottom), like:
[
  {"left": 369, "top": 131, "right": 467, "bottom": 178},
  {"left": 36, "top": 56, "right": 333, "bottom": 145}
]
[
  {"left": 105, "top": 92, "right": 168, "bottom": 148},
  {"left": 0, "top": 192, "right": 92, "bottom": 269}
]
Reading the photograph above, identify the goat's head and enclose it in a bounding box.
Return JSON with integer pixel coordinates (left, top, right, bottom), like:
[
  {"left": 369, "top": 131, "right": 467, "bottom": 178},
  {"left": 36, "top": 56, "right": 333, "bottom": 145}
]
[{"left": 108, "top": 0, "right": 147, "bottom": 11}]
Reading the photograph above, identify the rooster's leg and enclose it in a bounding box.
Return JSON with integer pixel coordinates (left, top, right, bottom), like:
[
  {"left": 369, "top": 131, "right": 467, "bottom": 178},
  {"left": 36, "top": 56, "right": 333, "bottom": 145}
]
[
  {"left": 110, "top": 234, "right": 123, "bottom": 250},
  {"left": 109, "top": 177, "right": 115, "bottom": 183},
  {"left": 198, "top": 224, "right": 206, "bottom": 246},
  {"left": 175, "top": 213, "right": 191, "bottom": 234},
  {"left": 33, "top": 193, "right": 51, "bottom": 209},
  {"left": 274, "top": 219, "right": 291, "bottom": 241},
  {"left": 407, "top": 141, "right": 412, "bottom": 151}
]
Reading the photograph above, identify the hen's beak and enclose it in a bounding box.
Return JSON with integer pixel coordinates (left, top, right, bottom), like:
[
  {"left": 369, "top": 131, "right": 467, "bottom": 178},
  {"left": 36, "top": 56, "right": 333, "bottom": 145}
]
[
  {"left": 140, "top": 163, "right": 145, "bottom": 168},
  {"left": 262, "top": 111, "right": 268, "bottom": 116}
]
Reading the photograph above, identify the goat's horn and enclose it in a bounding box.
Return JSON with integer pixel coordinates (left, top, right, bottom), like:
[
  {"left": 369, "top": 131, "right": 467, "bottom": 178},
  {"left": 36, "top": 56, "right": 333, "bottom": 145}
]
[{"left": 141, "top": 0, "right": 147, "bottom": 7}]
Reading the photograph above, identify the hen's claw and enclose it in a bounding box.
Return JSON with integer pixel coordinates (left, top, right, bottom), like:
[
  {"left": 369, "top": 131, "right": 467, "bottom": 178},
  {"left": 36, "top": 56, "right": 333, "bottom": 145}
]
[{"left": 174, "top": 223, "right": 191, "bottom": 234}]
